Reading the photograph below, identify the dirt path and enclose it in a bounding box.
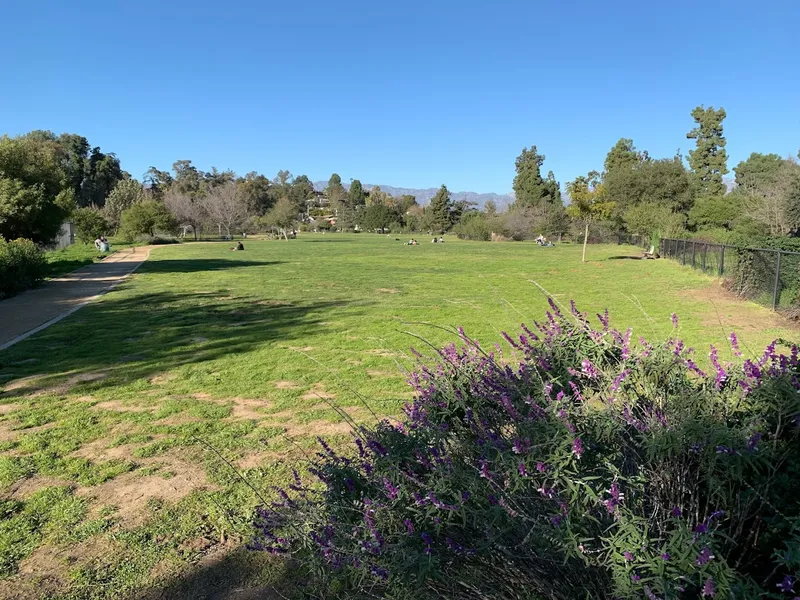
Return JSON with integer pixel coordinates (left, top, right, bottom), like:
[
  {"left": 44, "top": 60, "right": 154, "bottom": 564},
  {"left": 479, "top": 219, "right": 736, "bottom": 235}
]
[{"left": 0, "top": 246, "right": 154, "bottom": 350}]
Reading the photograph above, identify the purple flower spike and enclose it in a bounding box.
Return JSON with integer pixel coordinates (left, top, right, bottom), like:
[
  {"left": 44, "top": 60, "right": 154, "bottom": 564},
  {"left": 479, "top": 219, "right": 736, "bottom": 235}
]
[
  {"left": 572, "top": 438, "right": 584, "bottom": 458},
  {"left": 624, "top": 551, "right": 634, "bottom": 562},
  {"left": 729, "top": 332, "right": 742, "bottom": 357},
  {"left": 696, "top": 546, "right": 715, "bottom": 566},
  {"left": 518, "top": 462, "right": 528, "bottom": 477},
  {"left": 671, "top": 506, "right": 682, "bottom": 517},
  {"left": 404, "top": 519, "right": 414, "bottom": 534},
  {"left": 631, "top": 571, "right": 641, "bottom": 583},
  {"left": 702, "top": 577, "right": 716, "bottom": 597},
  {"left": 671, "top": 313, "right": 679, "bottom": 328},
  {"left": 777, "top": 575, "right": 794, "bottom": 593},
  {"left": 661, "top": 552, "right": 671, "bottom": 561}
]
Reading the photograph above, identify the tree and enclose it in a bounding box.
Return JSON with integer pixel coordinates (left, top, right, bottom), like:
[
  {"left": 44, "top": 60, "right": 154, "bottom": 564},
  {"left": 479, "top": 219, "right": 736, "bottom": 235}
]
[
  {"left": 603, "top": 138, "right": 643, "bottom": 174},
  {"left": 513, "top": 146, "right": 557, "bottom": 207},
  {"left": 362, "top": 203, "right": 396, "bottom": 232},
  {"left": 604, "top": 156, "right": 695, "bottom": 216},
  {"left": 105, "top": 179, "right": 145, "bottom": 230},
  {"left": 543, "top": 171, "right": 562, "bottom": 204},
  {"left": 289, "top": 175, "right": 315, "bottom": 212},
  {"left": 349, "top": 179, "right": 366, "bottom": 207},
  {"left": 72, "top": 207, "right": 111, "bottom": 243},
  {"left": 686, "top": 105, "right": 729, "bottom": 196},
  {"left": 262, "top": 197, "right": 298, "bottom": 240},
  {"left": 203, "top": 182, "right": 248, "bottom": 237},
  {"left": 236, "top": 171, "right": 273, "bottom": 215},
  {"left": 0, "top": 133, "right": 75, "bottom": 243},
  {"left": 428, "top": 185, "right": 455, "bottom": 233},
  {"left": 203, "top": 167, "right": 235, "bottom": 189},
  {"left": 688, "top": 195, "right": 742, "bottom": 231},
  {"left": 120, "top": 201, "right": 177, "bottom": 238},
  {"left": 484, "top": 200, "right": 498, "bottom": 217},
  {"left": 81, "top": 147, "right": 125, "bottom": 208},
  {"left": 143, "top": 166, "right": 173, "bottom": 199},
  {"left": 623, "top": 203, "right": 685, "bottom": 243},
  {"left": 739, "top": 159, "right": 800, "bottom": 236},
  {"left": 163, "top": 187, "right": 206, "bottom": 240},
  {"left": 734, "top": 153, "right": 784, "bottom": 188},
  {"left": 399, "top": 194, "right": 418, "bottom": 214},
  {"left": 325, "top": 173, "right": 347, "bottom": 209},
  {"left": 566, "top": 172, "right": 616, "bottom": 263}
]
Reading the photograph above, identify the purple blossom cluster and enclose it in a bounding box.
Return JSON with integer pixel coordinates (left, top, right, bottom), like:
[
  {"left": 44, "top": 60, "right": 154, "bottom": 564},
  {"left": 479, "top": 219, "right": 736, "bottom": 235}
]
[{"left": 252, "top": 303, "right": 800, "bottom": 599}]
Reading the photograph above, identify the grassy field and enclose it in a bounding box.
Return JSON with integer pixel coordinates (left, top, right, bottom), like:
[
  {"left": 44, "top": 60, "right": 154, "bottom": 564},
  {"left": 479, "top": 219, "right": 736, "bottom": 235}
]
[{"left": 0, "top": 235, "right": 795, "bottom": 599}]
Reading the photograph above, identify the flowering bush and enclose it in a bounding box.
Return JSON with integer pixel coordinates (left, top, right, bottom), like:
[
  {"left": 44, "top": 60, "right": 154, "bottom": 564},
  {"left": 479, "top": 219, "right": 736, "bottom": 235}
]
[{"left": 253, "top": 301, "right": 800, "bottom": 599}]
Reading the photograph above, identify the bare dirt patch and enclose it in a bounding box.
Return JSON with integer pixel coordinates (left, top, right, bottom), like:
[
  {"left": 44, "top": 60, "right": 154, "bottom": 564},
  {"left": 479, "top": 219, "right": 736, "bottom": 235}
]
[
  {"left": 77, "top": 452, "right": 212, "bottom": 527},
  {"left": 92, "top": 400, "right": 153, "bottom": 413},
  {"left": 284, "top": 420, "right": 353, "bottom": 438},
  {"left": 149, "top": 373, "right": 177, "bottom": 385},
  {"left": 9, "top": 475, "right": 72, "bottom": 499},
  {"left": 365, "top": 349, "right": 396, "bottom": 357},
  {"left": 0, "top": 402, "right": 19, "bottom": 414},
  {"left": 226, "top": 397, "right": 271, "bottom": 420},
  {"left": 288, "top": 345, "right": 315, "bottom": 352},
  {"left": 2, "top": 375, "right": 43, "bottom": 392},
  {"left": 376, "top": 288, "right": 400, "bottom": 294},
  {"left": 193, "top": 392, "right": 212, "bottom": 400},
  {"left": 676, "top": 284, "right": 786, "bottom": 331},
  {"left": 301, "top": 384, "right": 336, "bottom": 401},
  {"left": 236, "top": 451, "right": 285, "bottom": 470},
  {"left": 274, "top": 380, "right": 300, "bottom": 390}
]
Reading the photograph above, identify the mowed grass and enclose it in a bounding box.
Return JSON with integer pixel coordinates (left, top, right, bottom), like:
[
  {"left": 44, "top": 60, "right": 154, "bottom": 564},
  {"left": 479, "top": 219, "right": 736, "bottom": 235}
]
[{"left": 0, "top": 235, "right": 795, "bottom": 599}]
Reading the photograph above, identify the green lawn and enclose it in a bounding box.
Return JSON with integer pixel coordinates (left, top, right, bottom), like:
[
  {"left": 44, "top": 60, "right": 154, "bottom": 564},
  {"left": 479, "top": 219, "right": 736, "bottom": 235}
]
[{"left": 0, "top": 235, "right": 795, "bottom": 599}]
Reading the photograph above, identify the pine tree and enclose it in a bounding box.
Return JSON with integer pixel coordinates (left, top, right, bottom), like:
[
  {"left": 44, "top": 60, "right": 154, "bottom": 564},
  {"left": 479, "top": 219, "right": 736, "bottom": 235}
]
[
  {"left": 512, "top": 146, "right": 550, "bottom": 207},
  {"left": 349, "top": 179, "right": 366, "bottom": 206},
  {"left": 686, "top": 106, "right": 729, "bottom": 196},
  {"left": 428, "top": 185, "right": 454, "bottom": 233}
]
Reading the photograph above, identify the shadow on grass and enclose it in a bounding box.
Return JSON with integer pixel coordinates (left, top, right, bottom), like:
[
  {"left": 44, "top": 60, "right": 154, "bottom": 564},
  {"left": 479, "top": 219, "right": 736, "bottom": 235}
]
[
  {"left": 140, "top": 259, "right": 284, "bottom": 274},
  {"left": 138, "top": 546, "right": 302, "bottom": 600},
  {"left": 606, "top": 255, "right": 644, "bottom": 261},
  {"left": 0, "top": 290, "right": 358, "bottom": 396}
]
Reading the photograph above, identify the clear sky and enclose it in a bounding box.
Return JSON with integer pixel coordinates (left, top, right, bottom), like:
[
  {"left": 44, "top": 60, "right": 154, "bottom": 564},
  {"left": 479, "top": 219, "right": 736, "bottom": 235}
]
[{"left": 1, "top": 0, "right": 798, "bottom": 194}]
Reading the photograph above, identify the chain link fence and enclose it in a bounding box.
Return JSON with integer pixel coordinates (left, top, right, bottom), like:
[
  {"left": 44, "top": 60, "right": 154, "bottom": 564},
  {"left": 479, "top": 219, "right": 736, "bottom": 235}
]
[{"left": 660, "top": 238, "right": 800, "bottom": 311}]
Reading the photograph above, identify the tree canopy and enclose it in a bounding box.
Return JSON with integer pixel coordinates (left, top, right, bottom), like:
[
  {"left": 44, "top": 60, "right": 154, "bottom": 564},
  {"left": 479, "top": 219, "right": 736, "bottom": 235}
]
[
  {"left": 686, "top": 105, "right": 729, "bottom": 197},
  {"left": 512, "top": 146, "right": 559, "bottom": 207}
]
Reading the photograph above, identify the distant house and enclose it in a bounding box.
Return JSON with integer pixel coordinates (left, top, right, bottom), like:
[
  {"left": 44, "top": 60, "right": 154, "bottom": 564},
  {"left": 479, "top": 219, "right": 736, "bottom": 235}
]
[{"left": 53, "top": 222, "right": 75, "bottom": 249}]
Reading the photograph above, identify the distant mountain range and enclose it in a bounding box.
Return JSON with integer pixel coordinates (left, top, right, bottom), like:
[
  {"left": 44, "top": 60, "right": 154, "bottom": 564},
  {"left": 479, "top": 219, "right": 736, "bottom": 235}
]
[{"left": 312, "top": 181, "right": 514, "bottom": 209}]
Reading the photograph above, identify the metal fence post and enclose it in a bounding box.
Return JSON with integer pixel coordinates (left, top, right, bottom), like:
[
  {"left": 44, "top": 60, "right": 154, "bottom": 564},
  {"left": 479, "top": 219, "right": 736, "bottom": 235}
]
[
  {"left": 682, "top": 240, "right": 687, "bottom": 265},
  {"left": 719, "top": 246, "right": 725, "bottom": 276},
  {"left": 691, "top": 241, "right": 696, "bottom": 268},
  {"left": 773, "top": 250, "right": 782, "bottom": 311},
  {"left": 702, "top": 243, "right": 707, "bottom": 272}
]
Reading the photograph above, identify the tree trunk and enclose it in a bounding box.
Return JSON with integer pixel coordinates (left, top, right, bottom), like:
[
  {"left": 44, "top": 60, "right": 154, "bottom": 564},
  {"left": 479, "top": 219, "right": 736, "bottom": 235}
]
[
  {"left": 582, "top": 222, "right": 589, "bottom": 263},
  {"left": 283, "top": 229, "right": 289, "bottom": 241}
]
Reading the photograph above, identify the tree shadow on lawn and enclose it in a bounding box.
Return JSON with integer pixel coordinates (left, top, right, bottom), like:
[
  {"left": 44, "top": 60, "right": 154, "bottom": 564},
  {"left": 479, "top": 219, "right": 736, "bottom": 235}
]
[
  {"left": 140, "top": 259, "right": 284, "bottom": 274},
  {"left": 0, "top": 290, "right": 359, "bottom": 396},
  {"left": 137, "top": 546, "right": 302, "bottom": 600}
]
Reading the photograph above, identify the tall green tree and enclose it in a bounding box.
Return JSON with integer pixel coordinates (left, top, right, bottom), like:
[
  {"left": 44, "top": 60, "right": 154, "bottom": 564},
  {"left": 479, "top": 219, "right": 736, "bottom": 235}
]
[
  {"left": 325, "top": 173, "right": 347, "bottom": 209},
  {"left": 0, "top": 134, "right": 75, "bottom": 243},
  {"left": 543, "top": 171, "right": 562, "bottom": 204},
  {"left": 289, "top": 175, "right": 315, "bottom": 211},
  {"left": 605, "top": 156, "right": 695, "bottom": 216},
  {"left": 428, "top": 185, "right": 454, "bottom": 233},
  {"left": 81, "top": 147, "right": 125, "bottom": 208},
  {"left": 603, "top": 138, "right": 643, "bottom": 174},
  {"left": 349, "top": 179, "right": 366, "bottom": 206},
  {"left": 686, "top": 105, "right": 729, "bottom": 196},
  {"left": 513, "top": 146, "right": 556, "bottom": 207},
  {"left": 733, "top": 153, "right": 784, "bottom": 188},
  {"left": 262, "top": 197, "right": 299, "bottom": 240},
  {"left": 236, "top": 172, "right": 272, "bottom": 215}
]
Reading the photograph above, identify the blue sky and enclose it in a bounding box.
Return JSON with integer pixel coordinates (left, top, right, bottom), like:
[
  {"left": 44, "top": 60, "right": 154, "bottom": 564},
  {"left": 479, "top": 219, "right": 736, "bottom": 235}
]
[{"left": 1, "top": 0, "right": 798, "bottom": 193}]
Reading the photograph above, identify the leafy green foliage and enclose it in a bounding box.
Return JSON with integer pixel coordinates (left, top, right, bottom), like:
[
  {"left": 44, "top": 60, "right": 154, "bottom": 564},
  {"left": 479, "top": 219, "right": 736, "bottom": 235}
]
[
  {"left": 734, "top": 152, "right": 784, "bottom": 188},
  {"left": 453, "top": 211, "right": 493, "bottom": 241},
  {"left": 623, "top": 203, "right": 685, "bottom": 242},
  {"left": 604, "top": 156, "right": 695, "bottom": 216},
  {"left": 348, "top": 179, "right": 366, "bottom": 207},
  {"left": 686, "top": 105, "right": 729, "bottom": 197},
  {"left": 0, "top": 135, "right": 76, "bottom": 244},
  {"left": 427, "top": 185, "right": 455, "bottom": 233},
  {"left": 512, "top": 146, "right": 559, "bottom": 207},
  {"left": 120, "top": 201, "right": 178, "bottom": 239},
  {"left": 261, "top": 197, "right": 298, "bottom": 239},
  {"left": 104, "top": 179, "right": 145, "bottom": 229},
  {"left": 0, "top": 237, "right": 48, "bottom": 299},
  {"left": 604, "top": 138, "right": 644, "bottom": 173},
  {"left": 71, "top": 207, "right": 111, "bottom": 244},
  {"left": 688, "top": 194, "right": 742, "bottom": 230}
]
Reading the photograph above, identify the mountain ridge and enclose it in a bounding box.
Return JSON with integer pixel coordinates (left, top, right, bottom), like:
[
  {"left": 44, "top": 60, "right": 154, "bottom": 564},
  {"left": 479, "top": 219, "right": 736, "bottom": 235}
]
[{"left": 312, "top": 181, "right": 514, "bottom": 209}]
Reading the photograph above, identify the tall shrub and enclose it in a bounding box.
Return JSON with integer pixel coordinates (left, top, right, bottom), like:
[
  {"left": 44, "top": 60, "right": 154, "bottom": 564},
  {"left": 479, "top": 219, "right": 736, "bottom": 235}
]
[
  {"left": 254, "top": 302, "right": 800, "bottom": 599},
  {"left": 0, "top": 238, "right": 48, "bottom": 299}
]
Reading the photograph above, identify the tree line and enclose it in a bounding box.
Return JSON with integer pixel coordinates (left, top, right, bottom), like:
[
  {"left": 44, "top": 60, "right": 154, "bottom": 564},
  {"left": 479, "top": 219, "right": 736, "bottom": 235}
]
[{"left": 2, "top": 105, "right": 798, "bottom": 249}]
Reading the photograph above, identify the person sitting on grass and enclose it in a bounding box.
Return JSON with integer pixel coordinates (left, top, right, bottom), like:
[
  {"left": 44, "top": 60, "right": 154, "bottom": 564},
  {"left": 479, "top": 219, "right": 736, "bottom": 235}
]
[{"left": 230, "top": 241, "right": 244, "bottom": 251}]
